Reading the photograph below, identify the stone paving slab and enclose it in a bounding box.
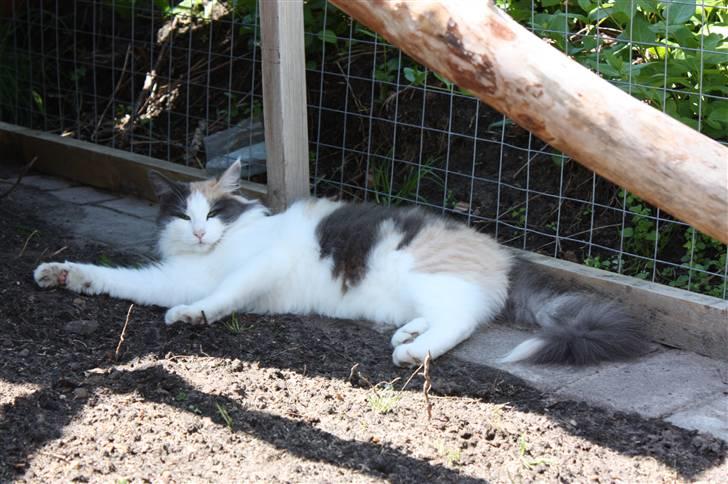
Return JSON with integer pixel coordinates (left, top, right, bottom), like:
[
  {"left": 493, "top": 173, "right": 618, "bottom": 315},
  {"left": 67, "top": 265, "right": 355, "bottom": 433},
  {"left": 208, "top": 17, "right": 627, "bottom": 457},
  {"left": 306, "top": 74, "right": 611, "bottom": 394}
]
[
  {"left": 667, "top": 396, "right": 728, "bottom": 442},
  {"left": 51, "top": 186, "right": 120, "bottom": 205},
  {"left": 75, "top": 205, "right": 158, "bottom": 254},
  {"left": 100, "top": 197, "right": 159, "bottom": 221},
  {"left": 20, "top": 175, "right": 77, "bottom": 191},
  {"left": 555, "top": 350, "right": 728, "bottom": 418},
  {"left": 453, "top": 326, "right": 624, "bottom": 390}
]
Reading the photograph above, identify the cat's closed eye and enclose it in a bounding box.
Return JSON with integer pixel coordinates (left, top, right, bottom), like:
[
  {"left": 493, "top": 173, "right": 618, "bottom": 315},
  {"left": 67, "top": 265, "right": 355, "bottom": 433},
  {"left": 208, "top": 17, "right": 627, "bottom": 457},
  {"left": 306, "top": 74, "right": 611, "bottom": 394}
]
[
  {"left": 171, "top": 211, "right": 191, "bottom": 220},
  {"left": 207, "top": 209, "right": 221, "bottom": 220}
]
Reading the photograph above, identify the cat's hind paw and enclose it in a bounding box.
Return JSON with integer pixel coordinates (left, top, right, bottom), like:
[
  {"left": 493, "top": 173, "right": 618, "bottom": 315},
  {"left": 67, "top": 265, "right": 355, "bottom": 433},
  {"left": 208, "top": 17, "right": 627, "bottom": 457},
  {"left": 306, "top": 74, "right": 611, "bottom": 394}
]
[
  {"left": 391, "top": 317, "right": 429, "bottom": 347},
  {"left": 392, "top": 343, "right": 425, "bottom": 367},
  {"left": 34, "top": 262, "right": 70, "bottom": 288},
  {"left": 165, "top": 305, "right": 209, "bottom": 326}
]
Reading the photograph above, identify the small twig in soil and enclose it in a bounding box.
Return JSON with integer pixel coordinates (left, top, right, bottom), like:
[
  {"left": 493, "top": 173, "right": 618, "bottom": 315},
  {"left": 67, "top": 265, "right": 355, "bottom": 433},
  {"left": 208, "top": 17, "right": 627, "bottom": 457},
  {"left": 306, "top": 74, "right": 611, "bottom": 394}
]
[
  {"left": 0, "top": 156, "right": 38, "bottom": 201},
  {"left": 32, "top": 247, "right": 49, "bottom": 266},
  {"left": 423, "top": 352, "right": 433, "bottom": 421},
  {"left": 400, "top": 362, "right": 425, "bottom": 392},
  {"left": 201, "top": 310, "right": 209, "bottom": 325},
  {"left": 114, "top": 304, "right": 134, "bottom": 361},
  {"left": 38, "top": 451, "right": 70, "bottom": 463},
  {"left": 16, "top": 230, "right": 39, "bottom": 259},
  {"left": 48, "top": 245, "right": 68, "bottom": 258}
]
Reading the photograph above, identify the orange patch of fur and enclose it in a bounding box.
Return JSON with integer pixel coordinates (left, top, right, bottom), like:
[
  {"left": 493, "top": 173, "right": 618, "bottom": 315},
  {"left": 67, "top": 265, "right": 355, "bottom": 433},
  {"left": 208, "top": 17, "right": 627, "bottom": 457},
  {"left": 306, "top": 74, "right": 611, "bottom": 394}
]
[{"left": 406, "top": 221, "right": 512, "bottom": 288}]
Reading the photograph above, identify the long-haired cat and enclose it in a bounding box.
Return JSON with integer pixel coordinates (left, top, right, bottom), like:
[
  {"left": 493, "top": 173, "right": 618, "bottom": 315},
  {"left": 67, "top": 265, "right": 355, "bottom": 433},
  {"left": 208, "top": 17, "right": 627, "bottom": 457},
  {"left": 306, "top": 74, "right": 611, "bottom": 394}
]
[{"left": 34, "top": 161, "right": 645, "bottom": 366}]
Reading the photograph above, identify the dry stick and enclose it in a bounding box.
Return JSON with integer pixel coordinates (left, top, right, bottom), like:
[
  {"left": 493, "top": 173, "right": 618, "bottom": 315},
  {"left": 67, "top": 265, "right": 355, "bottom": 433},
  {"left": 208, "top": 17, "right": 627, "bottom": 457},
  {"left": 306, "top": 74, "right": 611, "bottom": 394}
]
[
  {"left": 16, "top": 230, "right": 39, "bottom": 259},
  {"left": 92, "top": 43, "right": 133, "bottom": 142},
  {"left": 400, "top": 362, "right": 425, "bottom": 392},
  {"left": 0, "top": 156, "right": 38, "bottom": 200},
  {"left": 114, "top": 304, "right": 134, "bottom": 361},
  {"left": 423, "top": 352, "right": 433, "bottom": 421}
]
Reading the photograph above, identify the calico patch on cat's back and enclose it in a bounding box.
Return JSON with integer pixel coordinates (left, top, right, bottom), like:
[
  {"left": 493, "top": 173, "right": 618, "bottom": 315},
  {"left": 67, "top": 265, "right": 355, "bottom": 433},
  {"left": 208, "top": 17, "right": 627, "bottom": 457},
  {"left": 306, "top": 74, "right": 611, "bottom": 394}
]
[{"left": 315, "top": 204, "right": 429, "bottom": 288}]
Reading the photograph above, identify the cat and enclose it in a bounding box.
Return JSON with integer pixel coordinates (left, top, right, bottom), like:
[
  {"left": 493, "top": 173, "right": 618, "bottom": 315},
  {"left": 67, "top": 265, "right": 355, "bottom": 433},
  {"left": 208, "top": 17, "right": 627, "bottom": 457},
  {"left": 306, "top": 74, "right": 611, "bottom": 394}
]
[{"left": 34, "top": 161, "right": 646, "bottom": 366}]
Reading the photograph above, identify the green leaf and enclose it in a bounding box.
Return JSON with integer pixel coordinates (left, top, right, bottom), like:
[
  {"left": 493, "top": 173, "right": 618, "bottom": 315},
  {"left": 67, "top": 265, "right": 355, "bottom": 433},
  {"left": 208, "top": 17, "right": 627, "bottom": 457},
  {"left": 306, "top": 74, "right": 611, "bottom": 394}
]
[
  {"left": 622, "top": 227, "right": 634, "bottom": 238},
  {"left": 317, "top": 29, "right": 338, "bottom": 45},
  {"left": 577, "top": 0, "right": 595, "bottom": 12},
  {"left": 623, "top": 14, "right": 655, "bottom": 43},
  {"left": 660, "top": 0, "right": 696, "bottom": 24},
  {"left": 403, "top": 67, "right": 427, "bottom": 86}
]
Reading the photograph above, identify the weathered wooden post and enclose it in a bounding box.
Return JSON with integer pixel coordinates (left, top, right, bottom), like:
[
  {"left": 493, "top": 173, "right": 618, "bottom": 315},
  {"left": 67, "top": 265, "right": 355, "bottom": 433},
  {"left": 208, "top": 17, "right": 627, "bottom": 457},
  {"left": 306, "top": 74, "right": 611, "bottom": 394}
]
[
  {"left": 259, "top": 0, "right": 310, "bottom": 211},
  {"left": 327, "top": 0, "right": 728, "bottom": 244}
]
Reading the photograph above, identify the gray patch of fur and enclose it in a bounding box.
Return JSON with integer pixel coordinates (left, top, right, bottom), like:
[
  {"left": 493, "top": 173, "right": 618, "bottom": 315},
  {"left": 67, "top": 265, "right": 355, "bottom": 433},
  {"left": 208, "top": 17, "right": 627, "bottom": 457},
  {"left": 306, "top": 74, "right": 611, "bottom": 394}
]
[
  {"left": 209, "top": 197, "right": 257, "bottom": 224},
  {"left": 316, "top": 204, "right": 429, "bottom": 288},
  {"left": 148, "top": 171, "right": 191, "bottom": 224},
  {"left": 500, "top": 258, "right": 647, "bottom": 365}
]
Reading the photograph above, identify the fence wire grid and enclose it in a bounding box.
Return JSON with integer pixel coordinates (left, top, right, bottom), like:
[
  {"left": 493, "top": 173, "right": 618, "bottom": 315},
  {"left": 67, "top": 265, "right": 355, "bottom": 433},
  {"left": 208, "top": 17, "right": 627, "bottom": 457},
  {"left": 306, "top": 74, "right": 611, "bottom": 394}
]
[{"left": 0, "top": 0, "right": 726, "bottom": 299}]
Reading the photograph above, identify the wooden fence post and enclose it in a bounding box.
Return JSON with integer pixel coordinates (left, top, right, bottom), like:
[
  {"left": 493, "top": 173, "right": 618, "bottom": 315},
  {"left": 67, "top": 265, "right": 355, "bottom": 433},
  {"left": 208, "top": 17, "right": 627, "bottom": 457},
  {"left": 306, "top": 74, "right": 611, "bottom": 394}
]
[
  {"left": 327, "top": 0, "right": 728, "bottom": 244},
  {"left": 259, "top": 0, "right": 310, "bottom": 212}
]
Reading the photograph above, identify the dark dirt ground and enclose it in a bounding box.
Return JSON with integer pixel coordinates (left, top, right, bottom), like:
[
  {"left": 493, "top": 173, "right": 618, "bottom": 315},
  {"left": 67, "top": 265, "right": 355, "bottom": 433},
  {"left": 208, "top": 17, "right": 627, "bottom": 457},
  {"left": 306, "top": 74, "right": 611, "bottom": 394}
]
[{"left": 0, "top": 187, "right": 726, "bottom": 483}]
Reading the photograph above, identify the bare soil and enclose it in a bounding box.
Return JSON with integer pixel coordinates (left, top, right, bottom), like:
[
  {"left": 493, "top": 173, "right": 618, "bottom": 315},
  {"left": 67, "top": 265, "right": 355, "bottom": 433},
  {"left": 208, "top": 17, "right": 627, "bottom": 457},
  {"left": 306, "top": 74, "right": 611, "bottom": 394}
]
[{"left": 0, "top": 187, "right": 726, "bottom": 483}]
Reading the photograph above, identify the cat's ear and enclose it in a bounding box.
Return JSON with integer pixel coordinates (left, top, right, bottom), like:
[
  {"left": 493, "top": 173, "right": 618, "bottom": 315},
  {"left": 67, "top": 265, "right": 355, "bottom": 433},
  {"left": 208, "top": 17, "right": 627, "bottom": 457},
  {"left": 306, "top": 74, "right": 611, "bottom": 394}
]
[
  {"left": 148, "top": 170, "right": 182, "bottom": 199},
  {"left": 215, "top": 160, "right": 241, "bottom": 193}
]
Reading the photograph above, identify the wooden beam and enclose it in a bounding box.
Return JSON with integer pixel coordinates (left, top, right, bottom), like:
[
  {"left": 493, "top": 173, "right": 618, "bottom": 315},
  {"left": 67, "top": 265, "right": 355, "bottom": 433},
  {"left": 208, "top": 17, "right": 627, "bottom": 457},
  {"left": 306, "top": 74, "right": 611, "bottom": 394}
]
[
  {"left": 0, "top": 122, "right": 268, "bottom": 201},
  {"left": 259, "top": 0, "right": 311, "bottom": 212},
  {"left": 327, "top": 0, "right": 728, "bottom": 244}
]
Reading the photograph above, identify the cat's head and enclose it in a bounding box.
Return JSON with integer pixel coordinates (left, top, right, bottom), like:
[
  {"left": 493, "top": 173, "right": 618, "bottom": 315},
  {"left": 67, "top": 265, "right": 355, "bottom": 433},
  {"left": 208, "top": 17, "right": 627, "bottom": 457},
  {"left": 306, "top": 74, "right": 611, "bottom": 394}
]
[{"left": 149, "top": 161, "right": 264, "bottom": 255}]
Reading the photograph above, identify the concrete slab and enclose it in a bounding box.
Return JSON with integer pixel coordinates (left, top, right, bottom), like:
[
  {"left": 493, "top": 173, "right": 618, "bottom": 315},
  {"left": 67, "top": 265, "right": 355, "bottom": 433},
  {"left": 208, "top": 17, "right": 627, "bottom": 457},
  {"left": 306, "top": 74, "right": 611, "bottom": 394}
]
[
  {"left": 555, "top": 350, "right": 728, "bottom": 418},
  {"left": 667, "top": 396, "right": 728, "bottom": 441},
  {"left": 51, "top": 186, "right": 120, "bottom": 205},
  {"left": 21, "top": 174, "right": 77, "bottom": 191},
  {"left": 453, "top": 326, "right": 620, "bottom": 391},
  {"left": 100, "top": 197, "right": 159, "bottom": 221},
  {"left": 73, "top": 206, "right": 158, "bottom": 255}
]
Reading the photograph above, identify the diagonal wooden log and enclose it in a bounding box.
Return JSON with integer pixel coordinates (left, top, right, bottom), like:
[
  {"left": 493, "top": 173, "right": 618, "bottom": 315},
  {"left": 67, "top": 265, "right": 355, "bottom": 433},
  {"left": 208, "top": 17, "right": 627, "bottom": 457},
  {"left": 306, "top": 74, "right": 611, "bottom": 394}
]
[{"left": 328, "top": 0, "right": 728, "bottom": 244}]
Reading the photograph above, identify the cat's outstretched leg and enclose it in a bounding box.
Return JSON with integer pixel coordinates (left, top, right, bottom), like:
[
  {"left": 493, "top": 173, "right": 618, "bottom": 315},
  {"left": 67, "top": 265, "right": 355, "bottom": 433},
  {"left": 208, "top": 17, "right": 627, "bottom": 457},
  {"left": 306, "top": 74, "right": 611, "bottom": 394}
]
[
  {"left": 391, "top": 275, "right": 505, "bottom": 367},
  {"left": 34, "top": 261, "right": 204, "bottom": 307},
  {"left": 164, "top": 254, "right": 278, "bottom": 325}
]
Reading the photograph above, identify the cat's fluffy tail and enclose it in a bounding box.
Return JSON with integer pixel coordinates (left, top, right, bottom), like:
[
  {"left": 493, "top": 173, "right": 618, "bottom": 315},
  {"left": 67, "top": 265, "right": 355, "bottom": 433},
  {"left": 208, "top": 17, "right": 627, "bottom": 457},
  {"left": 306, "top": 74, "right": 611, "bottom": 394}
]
[{"left": 498, "top": 258, "right": 646, "bottom": 365}]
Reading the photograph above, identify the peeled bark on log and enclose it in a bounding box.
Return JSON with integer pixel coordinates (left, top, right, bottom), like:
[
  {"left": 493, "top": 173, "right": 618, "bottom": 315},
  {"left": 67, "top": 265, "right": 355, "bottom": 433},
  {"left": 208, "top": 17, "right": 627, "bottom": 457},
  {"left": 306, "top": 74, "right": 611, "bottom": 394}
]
[{"left": 328, "top": 0, "right": 728, "bottom": 244}]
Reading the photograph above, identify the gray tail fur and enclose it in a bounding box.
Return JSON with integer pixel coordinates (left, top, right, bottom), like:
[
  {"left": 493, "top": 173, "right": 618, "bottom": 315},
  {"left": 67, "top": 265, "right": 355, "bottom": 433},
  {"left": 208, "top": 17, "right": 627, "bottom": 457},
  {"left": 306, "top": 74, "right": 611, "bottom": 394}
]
[{"left": 499, "top": 258, "right": 647, "bottom": 365}]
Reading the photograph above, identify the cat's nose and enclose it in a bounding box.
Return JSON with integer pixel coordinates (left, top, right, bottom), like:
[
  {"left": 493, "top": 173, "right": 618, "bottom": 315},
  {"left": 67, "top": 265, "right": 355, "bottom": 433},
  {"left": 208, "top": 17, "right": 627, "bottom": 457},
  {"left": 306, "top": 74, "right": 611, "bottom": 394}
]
[{"left": 193, "top": 229, "right": 206, "bottom": 242}]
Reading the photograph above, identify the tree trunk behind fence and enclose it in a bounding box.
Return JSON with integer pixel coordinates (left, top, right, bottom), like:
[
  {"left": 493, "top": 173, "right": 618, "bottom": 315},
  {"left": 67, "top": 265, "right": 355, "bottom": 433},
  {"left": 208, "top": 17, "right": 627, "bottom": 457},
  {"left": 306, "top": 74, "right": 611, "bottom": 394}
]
[{"left": 328, "top": 0, "right": 728, "bottom": 244}]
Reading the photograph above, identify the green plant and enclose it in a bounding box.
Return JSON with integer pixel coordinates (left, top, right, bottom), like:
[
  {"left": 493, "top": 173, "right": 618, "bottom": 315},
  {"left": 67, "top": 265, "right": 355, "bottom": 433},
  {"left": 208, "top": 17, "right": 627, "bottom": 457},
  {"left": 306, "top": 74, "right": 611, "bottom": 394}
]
[
  {"left": 502, "top": 0, "right": 728, "bottom": 140},
  {"left": 366, "top": 383, "right": 402, "bottom": 414},
  {"left": 215, "top": 402, "right": 234, "bottom": 429},
  {"left": 517, "top": 434, "right": 554, "bottom": 470},
  {"left": 223, "top": 312, "right": 243, "bottom": 334},
  {"left": 584, "top": 190, "right": 726, "bottom": 297},
  {"left": 434, "top": 441, "right": 462, "bottom": 466},
  {"left": 371, "top": 157, "right": 442, "bottom": 206}
]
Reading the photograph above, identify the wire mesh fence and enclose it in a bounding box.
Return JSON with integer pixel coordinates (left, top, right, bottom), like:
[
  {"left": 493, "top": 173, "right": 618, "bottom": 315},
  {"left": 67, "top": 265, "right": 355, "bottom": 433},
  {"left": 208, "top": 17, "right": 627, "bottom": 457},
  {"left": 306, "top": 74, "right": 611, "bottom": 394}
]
[{"left": 0, "top": 0, "right": 726, "bottom": 299}]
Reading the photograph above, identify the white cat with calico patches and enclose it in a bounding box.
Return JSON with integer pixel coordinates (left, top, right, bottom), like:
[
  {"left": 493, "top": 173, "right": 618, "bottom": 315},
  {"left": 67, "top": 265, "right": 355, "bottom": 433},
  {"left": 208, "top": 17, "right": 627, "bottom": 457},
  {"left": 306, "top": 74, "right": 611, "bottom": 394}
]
[{"left": 34, "top": 161, "right": 645, "bottom": 366}]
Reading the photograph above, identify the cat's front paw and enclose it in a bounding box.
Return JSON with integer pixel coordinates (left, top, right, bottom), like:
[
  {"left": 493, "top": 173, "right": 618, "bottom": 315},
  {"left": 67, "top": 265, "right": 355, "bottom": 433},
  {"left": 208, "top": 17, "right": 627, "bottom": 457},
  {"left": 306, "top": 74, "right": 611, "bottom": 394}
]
[
  {"left": 165, "top": 305, "right": 209, "bottom": 326},
  {"left": 35, "top": 262, "right": 96, "bottom": 295},
  {"left": 34, "top": 262, "right": 70, "bottom": 288}
]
